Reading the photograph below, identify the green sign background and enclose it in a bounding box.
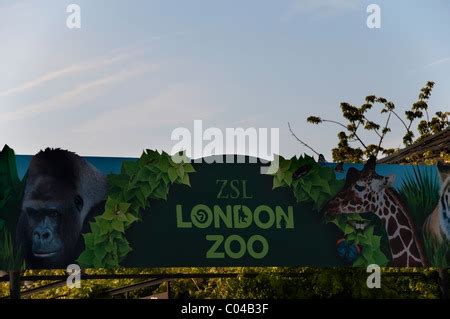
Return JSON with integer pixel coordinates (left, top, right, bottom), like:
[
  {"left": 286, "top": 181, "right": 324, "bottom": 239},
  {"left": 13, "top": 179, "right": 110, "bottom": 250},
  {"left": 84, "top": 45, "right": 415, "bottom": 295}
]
[{"left": 124, "top": 160, "right": 344, "bottom": 267}]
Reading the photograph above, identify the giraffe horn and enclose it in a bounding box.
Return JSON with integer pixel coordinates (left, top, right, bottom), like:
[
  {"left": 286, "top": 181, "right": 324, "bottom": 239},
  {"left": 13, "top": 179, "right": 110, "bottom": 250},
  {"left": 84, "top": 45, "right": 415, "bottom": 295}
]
[{"left": 363, "top": 155, "right": 377, "bottom": 172}]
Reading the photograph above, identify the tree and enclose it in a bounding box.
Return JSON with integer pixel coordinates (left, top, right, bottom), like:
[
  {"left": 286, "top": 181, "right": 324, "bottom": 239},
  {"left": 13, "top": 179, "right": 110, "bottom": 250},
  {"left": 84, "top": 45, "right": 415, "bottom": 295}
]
[{"left": 304, "top": 81, "right": 448, "bottom": 163}]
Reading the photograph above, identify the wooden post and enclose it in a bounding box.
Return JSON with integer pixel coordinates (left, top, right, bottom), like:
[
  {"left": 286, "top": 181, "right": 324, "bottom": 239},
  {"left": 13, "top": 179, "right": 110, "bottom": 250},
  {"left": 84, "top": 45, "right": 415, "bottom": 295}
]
[
  {"left": 438, "top": 268, "right": 449, "bottom": 299},
  {"left": 167, "top": 280, "right": 171, "bottom": 299},
  {"left": 9, "top": 270, "right": 21, "bottom": 299}
]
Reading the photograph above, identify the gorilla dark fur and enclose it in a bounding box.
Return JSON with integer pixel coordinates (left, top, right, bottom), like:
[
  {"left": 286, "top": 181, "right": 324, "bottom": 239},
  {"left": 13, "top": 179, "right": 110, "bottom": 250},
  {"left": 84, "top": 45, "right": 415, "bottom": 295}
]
[{"left": 16, "top": 148, "right": 107, "bottom": 269}]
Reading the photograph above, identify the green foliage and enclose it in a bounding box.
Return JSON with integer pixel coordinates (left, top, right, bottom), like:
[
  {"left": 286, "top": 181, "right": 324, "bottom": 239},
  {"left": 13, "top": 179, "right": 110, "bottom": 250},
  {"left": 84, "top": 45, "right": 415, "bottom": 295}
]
[
  {"left": 270, "top": 155, "right": 344, "bottom": 211},
  {"left": 271, "top": 155, "right": 388, "bottom": 266},
  {"left": 0, "top": 145, "right": 24, "bottom": 271},
  {"left": 398, "top": 166, "right": 440, "bottom": 228},
  {"left": 331, "top": 214, "right": 390, "bottom": 266},
  {"left": 0, "top": 229, "right": 24, "bottom": 271},
  {"left": 168, "top": 267, "right": 440, "bottom": 299},
  {"left": 78, "top": 150, "right": 195, "bottom": 268},
  {"left": 0, "top": 145, "right": 23, "bottom": 231},
  {"left": 423, "top": 232, "right": 448, "bottom": 268},
  {"left": 307, "top": 81, "right": 449, "bottom": 162}
]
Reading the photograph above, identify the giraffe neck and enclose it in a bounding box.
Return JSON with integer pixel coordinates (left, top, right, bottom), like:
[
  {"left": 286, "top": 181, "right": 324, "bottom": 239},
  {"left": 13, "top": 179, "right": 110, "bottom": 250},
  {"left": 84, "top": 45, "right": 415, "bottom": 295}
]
[{"left": 372, "top": 189, "right": 427, "bottom": 267}]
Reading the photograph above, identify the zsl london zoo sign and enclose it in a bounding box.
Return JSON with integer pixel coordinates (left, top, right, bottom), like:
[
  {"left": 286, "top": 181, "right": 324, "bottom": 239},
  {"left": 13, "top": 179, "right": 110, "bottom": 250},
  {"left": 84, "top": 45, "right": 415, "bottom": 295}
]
[{"left": 5, "top": 147, "right": 446, "bottom": 270}]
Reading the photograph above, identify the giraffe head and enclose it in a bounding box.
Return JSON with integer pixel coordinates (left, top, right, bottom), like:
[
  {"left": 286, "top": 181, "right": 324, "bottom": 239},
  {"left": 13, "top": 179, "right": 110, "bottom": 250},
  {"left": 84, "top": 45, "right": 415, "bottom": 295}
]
[{"left": 323, "top": 156, "right": 395, "bottom": 218}]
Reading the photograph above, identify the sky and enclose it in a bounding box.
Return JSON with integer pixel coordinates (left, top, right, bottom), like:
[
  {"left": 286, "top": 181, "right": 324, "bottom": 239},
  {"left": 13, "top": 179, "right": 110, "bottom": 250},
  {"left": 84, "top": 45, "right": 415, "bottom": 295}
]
[{"left": 0, "top": 0, "right": 449, "bottom": 159}]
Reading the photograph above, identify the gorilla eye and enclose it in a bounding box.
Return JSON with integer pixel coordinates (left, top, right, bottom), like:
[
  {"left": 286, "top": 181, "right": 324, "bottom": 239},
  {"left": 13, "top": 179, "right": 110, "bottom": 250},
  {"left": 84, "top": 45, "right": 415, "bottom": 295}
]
[
  {"left": 355, "top": 184, "right": 365, "bottom": 192},
  {"left": 49, "top": 209, "right": 60, "bottom": 218},
  {"left": 74, "top": 195, "right": 84, "bottom": 212}
]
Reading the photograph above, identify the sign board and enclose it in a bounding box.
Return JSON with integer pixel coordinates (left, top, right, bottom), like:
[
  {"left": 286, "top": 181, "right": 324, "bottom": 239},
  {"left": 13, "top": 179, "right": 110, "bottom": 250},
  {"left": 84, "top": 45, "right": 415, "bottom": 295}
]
[{"left": 0, "top": 146, "right": 448, "bottom": 269}]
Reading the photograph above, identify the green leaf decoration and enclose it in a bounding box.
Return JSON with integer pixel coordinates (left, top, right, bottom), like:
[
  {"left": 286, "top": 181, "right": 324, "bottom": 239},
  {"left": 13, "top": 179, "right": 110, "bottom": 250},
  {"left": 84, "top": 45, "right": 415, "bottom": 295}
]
[
  {"left": 0, "top": 145, "right": 24, "bottom": 231},
  {"left": 273, "top": 155, "right": 390, "bottom": 267},
  {"left": 78, "top": 149, "right": 195, "bottom": 268},
  {"left": 270, "top": 154, "right": 344, "bottom": 211}
]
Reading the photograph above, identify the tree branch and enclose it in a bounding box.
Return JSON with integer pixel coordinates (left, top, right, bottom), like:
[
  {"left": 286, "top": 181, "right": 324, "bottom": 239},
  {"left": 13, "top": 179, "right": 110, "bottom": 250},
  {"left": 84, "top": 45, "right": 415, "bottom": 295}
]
[
  {"left": 287, "top": 122, "right": 321, "bottom": 156},
  {"left": 376, "top": 112, "right": 392, "bottom": 158},
  {"left": 321, "top": 119, "right": 368, "bottom": 150},
  {"left": 362, "top": 115, "right": 382, "bottom": 138},
  {"left": 391, "top": 110, "right": 409, "bottom": 131}
]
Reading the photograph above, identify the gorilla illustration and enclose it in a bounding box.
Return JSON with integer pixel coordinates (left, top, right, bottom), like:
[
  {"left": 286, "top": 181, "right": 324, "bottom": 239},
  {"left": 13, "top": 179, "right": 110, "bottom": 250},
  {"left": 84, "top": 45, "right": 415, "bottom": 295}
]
[{"left": 16, "top": 148, "right": 107, "bottom": 269}]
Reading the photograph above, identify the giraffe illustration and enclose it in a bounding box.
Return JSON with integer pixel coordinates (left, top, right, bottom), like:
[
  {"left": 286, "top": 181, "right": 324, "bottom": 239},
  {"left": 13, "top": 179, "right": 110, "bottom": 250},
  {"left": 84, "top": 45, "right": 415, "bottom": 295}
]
[
  {"left": 322, "top": 157, "right": 427, "bottom": 267},
  {"left": 423, "top": 161, "right": 450, "bottom": 243}
]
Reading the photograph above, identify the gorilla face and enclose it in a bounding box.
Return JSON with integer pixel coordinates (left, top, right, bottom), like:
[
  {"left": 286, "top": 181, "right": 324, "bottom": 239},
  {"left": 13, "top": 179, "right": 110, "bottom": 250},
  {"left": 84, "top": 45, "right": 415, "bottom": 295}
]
[
  {"left": 16, "top": 148, "right": 107, "bottom": 269},
  {"left": 19, "top": 176, "right": 84, "bottom": 268}
]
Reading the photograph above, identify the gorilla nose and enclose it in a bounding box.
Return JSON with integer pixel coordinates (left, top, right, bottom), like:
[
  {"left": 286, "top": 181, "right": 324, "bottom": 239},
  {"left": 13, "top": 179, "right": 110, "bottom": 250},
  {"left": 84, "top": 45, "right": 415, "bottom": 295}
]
[{"left": 33, "top": 228, "right": 52, "bottom": 242}]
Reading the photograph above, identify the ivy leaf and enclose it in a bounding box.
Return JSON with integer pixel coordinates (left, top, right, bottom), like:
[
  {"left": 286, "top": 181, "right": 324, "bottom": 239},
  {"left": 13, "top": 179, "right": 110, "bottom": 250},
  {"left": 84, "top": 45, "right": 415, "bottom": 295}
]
[
  {"left": 136, "top": 167, "right": 153, "bottom": 182},
  {"left": 101, "top": 208, "right": 116, "bottom": 221},
  {"left": 184, "top": 164, "right": 196, "bottom": 173},
  {"left": 176, "top": 165, "right": 185, "bottom": 178},
  {"left": 93, "top": 256, "right": 104, "bottom": 269},
  {"left": 140, "top": 183, "right": 152, "bottom": 198},
  {"left": 344, "top": 224, "right": 353, "bottom": 235},
  {"left": 135, "top": 190, "right": 146, "bottom": 207},
  {"left": 155, "top": 158, "right": 170, "bottom": 172},
  {"left": 94, "top": 244, "right": 108, "bottom": 260},
  {"left": 118, "top": 202, "right": 131, "bottom": 213},
  {"left": 283, "top": 173, "right": 293, "bottom": 186},
  {"left": 77, "top": 249, "right": 95, "bottom": 267},
  {"left": 273, "top": 176, "right": 283, "bottom": 189},
  {"left": 111, "top": 220, "right": 125, "bottom": 233},
  {"left": 352, "top": 255, "right": 367, "bottom": 267},
  {"left": 98, "top": 219, "right": 111, "bottom": 236},
  {"left": 122, "top": 161, "right": 139, "bottom": 176},
  {"left": 168, "top": 167, "right": 178, "bottom": 183},
  {"left": 152, "top": 184, "right": 169, "bottom": 200},
  {"left": 117, "top": 238, "right": 132, "bottom": 256},
  {"left": 94, "top": 233, "right": 108, "bottom": 245},
  {"left": 126, "top": 213, "right": 138, "bottom": 224},
  {"left": 362, "top": 246, "right": 375, "bottom": 261},
  {"left": 83, "top": 233, "right": 94, "bottom": 247},
  {"left": 108, "top": 174, "right": 129, "bottom": 190},
  {"left": 180, "top": 174, "right": 191, "bottom": 187},
  {"left": 373, "top": 250, "right": 389, "bottom": 266}
]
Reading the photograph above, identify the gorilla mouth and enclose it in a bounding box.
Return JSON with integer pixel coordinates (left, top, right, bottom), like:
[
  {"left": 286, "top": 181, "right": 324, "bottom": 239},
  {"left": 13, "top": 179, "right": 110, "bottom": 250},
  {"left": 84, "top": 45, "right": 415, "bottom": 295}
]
[{"left": 33, "top": 251, "right": 58, "bottom": 258}]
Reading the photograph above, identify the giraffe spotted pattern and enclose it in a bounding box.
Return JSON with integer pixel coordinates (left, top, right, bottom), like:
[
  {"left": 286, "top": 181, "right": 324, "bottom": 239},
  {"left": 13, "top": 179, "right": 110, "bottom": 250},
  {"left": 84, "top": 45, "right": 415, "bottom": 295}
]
[{"left": 322, "top": 157, "right": 427, "bottom": 267}]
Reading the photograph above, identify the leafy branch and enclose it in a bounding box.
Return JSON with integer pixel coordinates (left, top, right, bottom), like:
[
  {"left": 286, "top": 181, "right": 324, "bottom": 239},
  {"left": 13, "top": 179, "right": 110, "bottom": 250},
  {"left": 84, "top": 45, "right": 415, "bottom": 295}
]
[
  {"left": 306, "top": 81, "right": 449, "bottom": 162},
  {"left": 78, "top": 150, "right": 195, "bottom": 268}
]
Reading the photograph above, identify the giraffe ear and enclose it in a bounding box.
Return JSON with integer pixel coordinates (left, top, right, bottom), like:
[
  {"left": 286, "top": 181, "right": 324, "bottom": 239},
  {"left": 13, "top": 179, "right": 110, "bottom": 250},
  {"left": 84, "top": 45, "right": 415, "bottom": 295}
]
[
  {"left": 382, "top": 175, "right": 395, "bottom": 188},
  {"left": 363, "top": 156, "right": 377, "bottom": 172},
  {"left": 345, "top": 167, "right": 359, "bottom": 185}
]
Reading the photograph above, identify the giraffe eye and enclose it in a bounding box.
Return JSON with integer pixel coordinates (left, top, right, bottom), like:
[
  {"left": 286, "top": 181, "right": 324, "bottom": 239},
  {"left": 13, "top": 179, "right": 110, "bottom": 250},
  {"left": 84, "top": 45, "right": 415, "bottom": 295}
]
[{"left": 355, "top": 184, "right": 365, "bottom": 192}]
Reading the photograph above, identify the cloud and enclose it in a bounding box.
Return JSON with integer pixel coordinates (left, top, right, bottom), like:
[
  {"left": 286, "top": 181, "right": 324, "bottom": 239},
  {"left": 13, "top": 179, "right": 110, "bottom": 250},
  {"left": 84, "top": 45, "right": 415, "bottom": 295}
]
[
  {"left": 73, "top": 84, "right": 221, "bottom": 134},
  {"left": 283, "top": 0, "right": 360, "bottom": 20},
  {"left": 408, "top": 55, "right": 450, "bottom": 74},
  {"left": 424, "top": 56, "right": 450, "bottom": 68},
  {"left": 0, "top": 64, "right": 158, "bottom": 123},
  {"left": 0, "top": 48, "right": 146, "bottom": 98},
  {"left": 0, "top": 0, "right": 27, "bottom": 12}
]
